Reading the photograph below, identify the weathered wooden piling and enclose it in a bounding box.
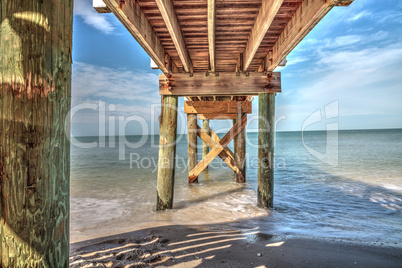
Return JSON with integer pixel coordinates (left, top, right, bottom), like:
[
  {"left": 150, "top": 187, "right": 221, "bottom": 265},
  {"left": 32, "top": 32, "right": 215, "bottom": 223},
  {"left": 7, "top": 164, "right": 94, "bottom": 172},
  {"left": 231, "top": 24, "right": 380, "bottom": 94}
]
[
  {"left": 0, "top": 0, "right": 73, "bottom": 266},
  {"left": 236, "top": 110, "right": 246, "bottom": 183},
  {"left": 258, "top": 93, "right": 275, "bottom": 208},
  {"left": 157, "top": 95, "right": 178, "bottom": 210},
  {"left": 202, "top": 119, "right": 210, "bottom": 163},
  {"left": 187, "top": 114, "right": 198, "bottom": 183}
]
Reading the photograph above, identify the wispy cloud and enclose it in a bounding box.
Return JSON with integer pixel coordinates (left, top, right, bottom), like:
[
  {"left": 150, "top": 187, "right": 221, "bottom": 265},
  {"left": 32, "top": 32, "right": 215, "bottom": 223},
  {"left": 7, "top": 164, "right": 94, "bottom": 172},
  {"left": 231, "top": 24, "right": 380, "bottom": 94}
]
[
  {"left": 72, "top": 62, "right": 161, "bottom": 126},
  {"left": 74, "top": 0, "right": 115, "bottom": 34},
  {"left": 347, "top": 11, "right": 371, "bottom": 22},
  {"left": 72, "top": 62, "right": 160, "bottom": 103}
]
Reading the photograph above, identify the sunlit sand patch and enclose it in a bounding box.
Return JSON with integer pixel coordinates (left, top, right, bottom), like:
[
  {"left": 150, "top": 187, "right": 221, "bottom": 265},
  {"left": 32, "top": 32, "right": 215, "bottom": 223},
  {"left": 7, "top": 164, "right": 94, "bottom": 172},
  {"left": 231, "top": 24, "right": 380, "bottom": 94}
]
[{"left": 266, "top": 241, "right": 285, "bottom": 247}]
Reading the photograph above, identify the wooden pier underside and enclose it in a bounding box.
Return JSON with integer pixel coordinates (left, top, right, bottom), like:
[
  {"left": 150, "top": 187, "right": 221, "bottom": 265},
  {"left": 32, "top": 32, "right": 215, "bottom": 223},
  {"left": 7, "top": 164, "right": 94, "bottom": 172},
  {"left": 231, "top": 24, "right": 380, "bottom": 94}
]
[
  {"left": 95, "top": 0, "right": 354, "bottom": 210},
  {"left": 99, "top": 0, "right": 353, "bottom": 76}
]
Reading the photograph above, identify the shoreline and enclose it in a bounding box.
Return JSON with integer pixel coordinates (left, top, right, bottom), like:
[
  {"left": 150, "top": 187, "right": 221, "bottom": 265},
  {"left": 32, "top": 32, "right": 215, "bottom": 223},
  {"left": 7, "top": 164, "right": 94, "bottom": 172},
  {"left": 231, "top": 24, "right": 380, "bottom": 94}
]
[{"left": 70, "top": 224, "right": 402, "bottom": 267}]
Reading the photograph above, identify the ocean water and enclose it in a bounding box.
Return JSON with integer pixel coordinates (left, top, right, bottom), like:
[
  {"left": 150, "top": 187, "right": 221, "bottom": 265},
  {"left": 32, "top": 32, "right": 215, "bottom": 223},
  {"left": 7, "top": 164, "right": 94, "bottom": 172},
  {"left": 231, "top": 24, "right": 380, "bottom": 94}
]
[{"left": 70, "top": 129, "right": 402, "bottom": 246}]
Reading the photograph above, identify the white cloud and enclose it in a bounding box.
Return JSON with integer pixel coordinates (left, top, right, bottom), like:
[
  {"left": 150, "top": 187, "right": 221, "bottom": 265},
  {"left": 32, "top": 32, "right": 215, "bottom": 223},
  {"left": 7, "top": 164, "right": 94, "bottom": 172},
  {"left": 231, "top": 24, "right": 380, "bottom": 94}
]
[
  {"left": 74, "top": 0, "right": 115, "bottom": 34},
  {"left": 72, "top": 62, "right": 160, "bottom": 103},
  {"left": 333, "top": 35, "right": 361, "bottom": 47},
  {"left": 347, "top": 11, "right": 371, "bottom": 22}
]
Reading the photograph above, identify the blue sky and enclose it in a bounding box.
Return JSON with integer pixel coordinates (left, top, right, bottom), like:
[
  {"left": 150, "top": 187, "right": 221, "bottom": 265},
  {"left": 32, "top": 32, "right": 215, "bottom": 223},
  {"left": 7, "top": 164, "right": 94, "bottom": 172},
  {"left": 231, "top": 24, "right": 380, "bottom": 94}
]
[{"left": 71, "top": 0, "right": 402, "bottom": 136}]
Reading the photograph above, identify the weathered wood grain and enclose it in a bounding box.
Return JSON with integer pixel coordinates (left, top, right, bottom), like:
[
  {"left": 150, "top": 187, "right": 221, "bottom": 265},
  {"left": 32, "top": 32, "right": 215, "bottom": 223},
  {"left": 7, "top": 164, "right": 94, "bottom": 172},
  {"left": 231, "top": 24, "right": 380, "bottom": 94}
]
[
  {"left": 243, "top": 0, "right": 284, "bottom": 71},
  {"left": 208, "top": 0, "right": 216, "bottom": 72},
  {"left": 0, "top": 0, "right": 72, "bottom": 266},
  {"left": 184, "top": 101, "right": 252, "bottom": 114},
  {"left": 198, "top": 113, "right": 237, "bottom": 120},
  {"left": 262, "top": 0, "right": 351, "bottom": 71},
  {"left": 189, "top": 114, "right": 247, "bottom": 182},
  {"left": 196, "top": 125, "right": 239, "bottom": 174},
  {"left": 258, "top": 93, "right": 275, "bottom": 208},
  {"left": 157, "top": 95, "right": 178, "bottom": 210},
  {"left": 160, "top": 72, "right": 281, "bottom": 96},
  {"left": 155, "top": 0, "right": 193, "bottom": 72},
  {"left": 236, "top": 105, "right": 246, "bottom": 183},
  {"left": 187, "top": 114, "right": 198, "bottom": 183},
  {"left": 202, "top": 119, "right": 210, "bottom": 162}
]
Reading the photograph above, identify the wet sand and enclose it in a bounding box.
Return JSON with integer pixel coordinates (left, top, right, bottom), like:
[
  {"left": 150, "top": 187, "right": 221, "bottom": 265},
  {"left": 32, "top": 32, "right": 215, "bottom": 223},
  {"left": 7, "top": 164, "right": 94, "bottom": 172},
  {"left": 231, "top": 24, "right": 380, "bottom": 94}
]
[{"left": 70, "top": 224, "right": 402, "bottom": 268}]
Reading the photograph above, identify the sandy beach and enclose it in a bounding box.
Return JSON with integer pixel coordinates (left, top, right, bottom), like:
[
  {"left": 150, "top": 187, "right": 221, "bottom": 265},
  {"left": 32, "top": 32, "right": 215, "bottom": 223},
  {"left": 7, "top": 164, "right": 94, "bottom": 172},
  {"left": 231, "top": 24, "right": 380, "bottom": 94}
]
[{"left": 69, "top": 223, "right": 402, "bottom": 268}]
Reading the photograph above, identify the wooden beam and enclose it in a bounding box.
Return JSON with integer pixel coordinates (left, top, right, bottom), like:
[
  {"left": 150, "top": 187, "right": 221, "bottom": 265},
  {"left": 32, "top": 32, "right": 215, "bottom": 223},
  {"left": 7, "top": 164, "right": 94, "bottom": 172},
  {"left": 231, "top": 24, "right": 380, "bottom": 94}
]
[
  {"left": 196, "top": 126, "right": 239, "bottom": 175},
  {"left": 243, "top": 0, "right": 284, "bottom": 71},
  {"left": 93, "top": 0, "right": 111, "bottom": 13},
  {"left": 155, "top": 0, "right": 193, "bottom": 73},
  {"left": 208, "top": 0, "right": 216, "bottom": 72},
  {"left": 157, "top": 95, "right": 178, "bottom": 210},
  {"left": 187, "top": 114, "right": 198, "bottom": 183},
  {"left": 185, "top": 101, "right": 252, "bottom": 114},
  {"left": 160, "top": 72, "right": 281, "bottom": 96},
  {"left": 336, "top": 0, "right": 354, "bottom": 6},
  {"left": 210, "top": 128, "right": 236, "bottom": 162},
  {"left": 189, "top": 114, "right": 247, "bottom": 182},
  {"left": 236, "top": 104, "right": 246, "bottom": 183},
  {"left": 258, "top": 93, "right": 275, "bottom": 208},
  {"left": 103, "top": 0, "right": 170, "bottom": 74},
  {"left": 262, "top": 0, "right": 351, "bottom": 71},
  {"left": 202, "top": 119, "right": 210, "bottom": 163},
  {"left": 199, "top": 114, "right": 237, "bottom": 120}
]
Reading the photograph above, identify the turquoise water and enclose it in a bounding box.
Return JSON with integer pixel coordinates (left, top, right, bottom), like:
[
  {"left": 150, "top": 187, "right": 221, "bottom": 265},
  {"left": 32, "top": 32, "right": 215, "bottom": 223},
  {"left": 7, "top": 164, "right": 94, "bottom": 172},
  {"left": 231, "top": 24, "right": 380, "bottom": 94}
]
[{"left": 70, "top": 129, "right": 402, "bottom": 246}]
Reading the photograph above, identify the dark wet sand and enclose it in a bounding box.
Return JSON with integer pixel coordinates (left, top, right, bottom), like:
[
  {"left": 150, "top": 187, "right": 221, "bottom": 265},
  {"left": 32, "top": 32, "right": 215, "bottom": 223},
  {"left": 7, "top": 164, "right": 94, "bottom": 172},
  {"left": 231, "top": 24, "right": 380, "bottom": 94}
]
[{"left": 69, "top": 224, "right": 401, "bottom": 268}]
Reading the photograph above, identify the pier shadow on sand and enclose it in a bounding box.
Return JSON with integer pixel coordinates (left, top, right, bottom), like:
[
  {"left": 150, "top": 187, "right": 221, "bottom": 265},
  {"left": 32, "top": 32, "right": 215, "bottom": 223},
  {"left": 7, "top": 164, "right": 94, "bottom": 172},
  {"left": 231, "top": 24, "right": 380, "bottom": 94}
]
[{"left": 69, "top": 166, "right": 402, "bottom": 267}]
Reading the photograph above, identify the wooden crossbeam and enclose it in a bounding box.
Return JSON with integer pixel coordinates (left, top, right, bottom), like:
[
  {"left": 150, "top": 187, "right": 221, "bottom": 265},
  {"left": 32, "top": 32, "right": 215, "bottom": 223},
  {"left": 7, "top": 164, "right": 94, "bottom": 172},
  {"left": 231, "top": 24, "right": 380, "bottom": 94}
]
[
  {"left": 208, "top": 0, "right": 216, "bottom": 72},
  {"left": 103, "top": 0, "right": 170, "bottom": 74},
  {"left": 261, "top": 0, "right": 352, "bottom": 71},
  {"left": 185, "top": 101, "right": 252, "bottom": 114},
  {"left": 155, "top": 0, "right": 193, "bottom": 73},
  {"left": 210, "top": 128, "right": 235, "bottom": 161},
  {"left": 159, "top": 72, "right": 281, "bottom": 96},
  {"left": 196, "top": 126, "right": 239, "bottom": 175},
  {"left": 243, "top": 0, "right": 284, "bottom": 71},
  {"left": 189, "top": 114, "right": 247, "bottom": 182},
  {"left": 198, "top": 114, "right": 237, "bottom": 120}
]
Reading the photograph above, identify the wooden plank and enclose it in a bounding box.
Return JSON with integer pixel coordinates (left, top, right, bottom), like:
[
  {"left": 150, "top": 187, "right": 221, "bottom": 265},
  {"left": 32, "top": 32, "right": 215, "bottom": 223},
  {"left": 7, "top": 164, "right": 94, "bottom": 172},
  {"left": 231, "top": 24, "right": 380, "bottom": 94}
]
[
  {"left": 202, "top": 119, "right": 210, "bottom": 162},
  {"left": 262, "top": 0, "right": 349, "bottom": 71},
  {"left": 187, "top": 114, "right": 198, "bottom": 183},
  {"left": 157, "top": 95, "right": 178, "bottom": 210},
  {"left": 236, "top": 104, "right": 246, "bottom": 183},
  {"left": 0, "top": 0, "right": 72, "bottom": 265},
  {"left": 155, "top": 0, "right": 193, "bottom": 73},
  {"left": 185, "top": 101, "right": 252, "bottom": 114},
  {"left": 258, "top": 93, "right": 275, "bottom": 208},
  {"left": 208, "top": 0, "right": 216, "bottom": 72},
  {"left": 210, "top": 128, "right": 235, "bottom": 161},
  {"left": 93, "top": 0, "right": 111, "bottom": 13},
  {"left": 103, "top": 0, "right": 170, "bottom": 74},
  {"left": 243, "top": 0, "right": 284, "bottom": 71},
  {"left": 336, "top": 0, "right": 354, "bottom": 6},
  {"left": 199, "top": 114, "right": 237, "bottom": 120},
  {"left": 189, "top": 114, "right": 247, "bottom": 182},
  {"left": 196, "top": 126, "right": 239, "bottom": 174},
  {"left": 160, "top": 72, "right": 281, "bottom": 96}
]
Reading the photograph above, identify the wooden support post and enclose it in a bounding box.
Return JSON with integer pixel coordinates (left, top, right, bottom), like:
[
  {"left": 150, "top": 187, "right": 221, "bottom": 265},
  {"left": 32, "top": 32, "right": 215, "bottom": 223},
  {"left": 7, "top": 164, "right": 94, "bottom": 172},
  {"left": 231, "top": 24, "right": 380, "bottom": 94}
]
[
  {"left": 202, "top": 119, "right": 210, "bottom": 168},
  {"left": 187, "top": 114, "right": 198, "bottom": 183},
  {"left": 236, "top": 104, "right": 246, "bottom": 183},
  {"left": 233, "top": 119, "right": 237, "bottom": 159},
  {"left": 0, "top": 1, "right": 72, "bottom": 266},
  {"left": 157, "top": 95, "right": 178, "bottom": 210},
  {"left": 258, "top": 93, "right": 275, "bottom": 208}
]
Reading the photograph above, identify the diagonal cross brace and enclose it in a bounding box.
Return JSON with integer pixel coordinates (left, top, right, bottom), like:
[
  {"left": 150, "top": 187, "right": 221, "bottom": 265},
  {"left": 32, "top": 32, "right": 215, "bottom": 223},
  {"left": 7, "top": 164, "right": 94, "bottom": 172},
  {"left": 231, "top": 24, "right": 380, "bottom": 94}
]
[
  {"left": 197, "top": 125, "right": 238, "bottom": 174},
  {"left": 189, "top": 114, "right": 247, "bottom": 182}
]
